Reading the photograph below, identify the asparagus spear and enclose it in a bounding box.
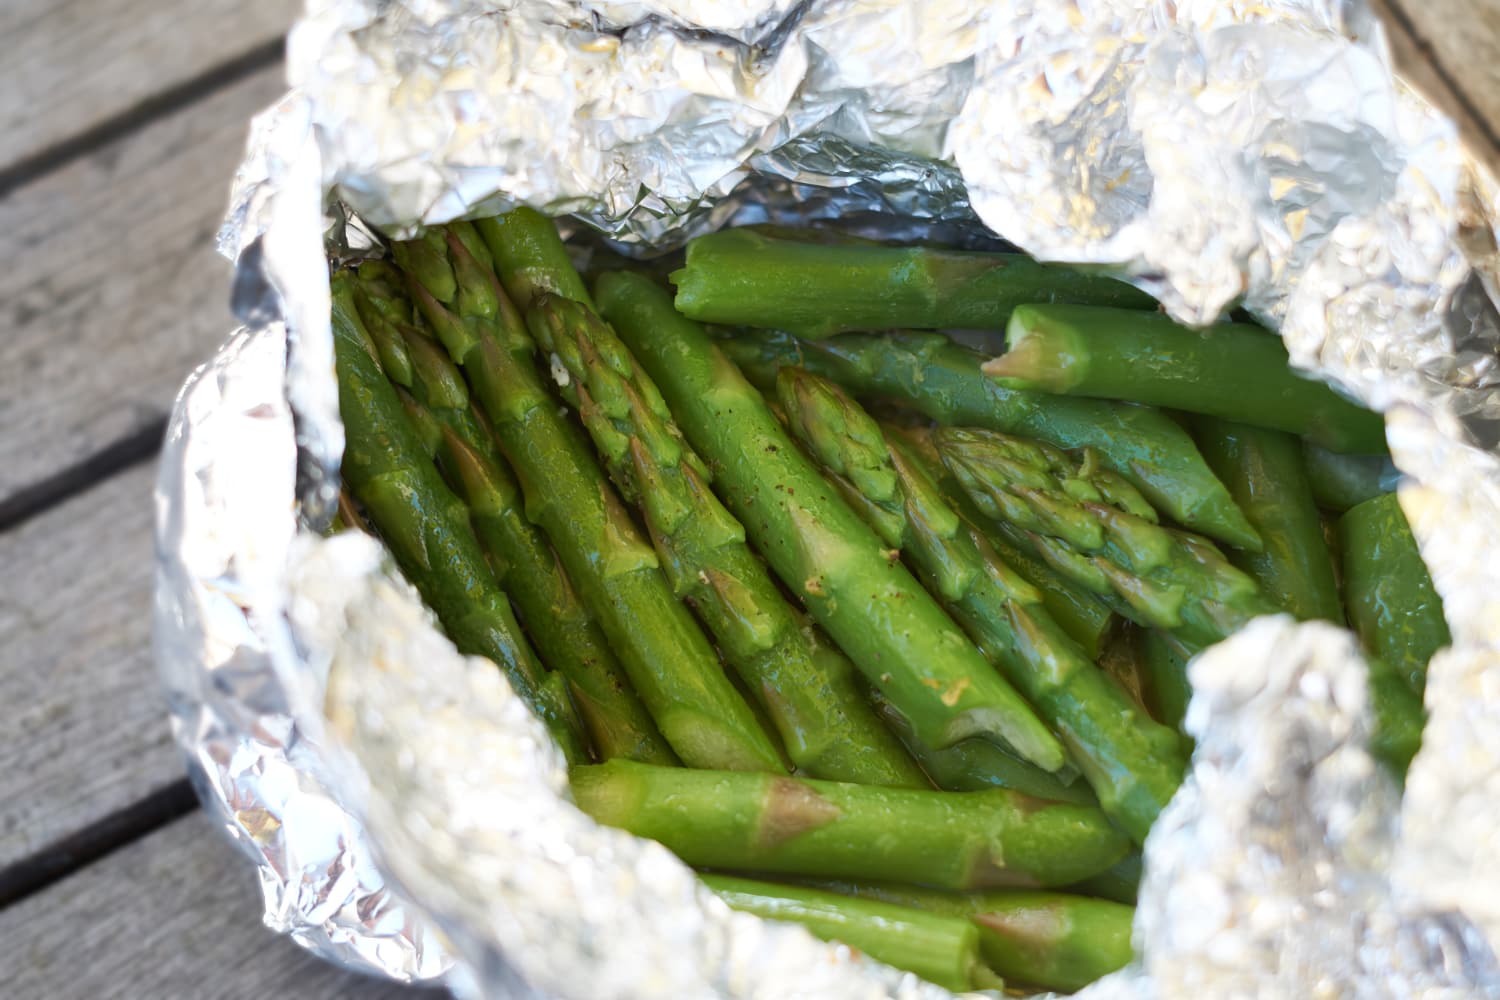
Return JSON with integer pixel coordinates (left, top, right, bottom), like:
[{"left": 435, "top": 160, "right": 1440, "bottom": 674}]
[
  {"left": 798, "top": 881, "right": 1134, "bottom": 993},
  {"left": 572, "top": 760, "right": 1130, "bottom": 889},
  {"left": 594, "top": 271, "right": 1067, "bottom": 770},
  {"left": 670, "top": 227, "right": 1154, "bottom": 337},
  {"left": 524, "top": 293, "right": 927, "bottom": 787},
  {"left": 716, "top": 328, "right": 1259, "bottom": 549},
  {"left": 980, "top": 523, "right": 1117, "bottom": 660},
  {"left": 1304, "top": 444, "right": 1399, "bottom": 511},
  {"left": 1066, "top": 853, "right": 1143, "bottom": 906},
  {"left": 863, "top": 684, "right": 1098, "bottom": 806},
  {"left": 989, "top": 305, "right": 1387, "bottom": 453},
  {"left": 356, "top": 281, "right": 678, "bottom": 765},
  {"left": 329, "top": 270, "right": 586, "bottom": 763},
  {"left": 1339, "top": 493, "right": 1450, "bottom": 697},
  {"left": 1194, "top": 419, "right": 1344, "bottom": 623},
  {"left": 394, "top": 229, "right": 785, "bottom": 774},
  {"left": 700, "top": 875, "right": 1001, "bottom": 992},
  {"left": 1135, "top": 629, "right": 1194, "bottom": 734},
  {"left": 475, "top": 207, "right": 595, "bottom": 308},
  {"left": 932, "top": 426, "right": 1278, "bottom": 649},
  {"left": 778, "top": 368, "right": 1185, "bottom": 843}
]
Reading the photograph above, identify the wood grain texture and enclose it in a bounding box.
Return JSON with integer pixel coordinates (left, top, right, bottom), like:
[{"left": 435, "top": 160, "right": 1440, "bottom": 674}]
[
  {"left": 0, "top": 64, "right": 286, "bottom": 513},
  {"left": 0, "top": 464, "right": 180, "bottom": 869},
  {"left": 0, "top": 0, "right": 300, "bottom": 174},
  {"left": 1374, "top": 0, "right": 1500, "bottom": 175},
  {"left": 0, "top": 812, "right": 434, "bottom": 998}
]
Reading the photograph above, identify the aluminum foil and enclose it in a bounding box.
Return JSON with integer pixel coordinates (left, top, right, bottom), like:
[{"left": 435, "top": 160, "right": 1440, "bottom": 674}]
[{"left": 155, "top": 0, "right": 1500, "bottom": 996}]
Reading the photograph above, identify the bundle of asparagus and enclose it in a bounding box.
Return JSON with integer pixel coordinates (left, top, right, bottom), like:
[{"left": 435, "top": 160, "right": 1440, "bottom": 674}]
[{"left": 326, "top": 212, "right": 1450, "bottom": 993}]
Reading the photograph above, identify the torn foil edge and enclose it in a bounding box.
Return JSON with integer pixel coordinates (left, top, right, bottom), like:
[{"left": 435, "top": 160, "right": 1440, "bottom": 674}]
[{"left": 158, "top": 0, "right": 1500, "bottom": 995}]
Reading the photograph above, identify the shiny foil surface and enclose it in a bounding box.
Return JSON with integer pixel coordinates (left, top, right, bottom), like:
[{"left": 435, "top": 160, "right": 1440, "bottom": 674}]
[{"left": 155, "top": 0, "right": 1500, "bottom": 995}]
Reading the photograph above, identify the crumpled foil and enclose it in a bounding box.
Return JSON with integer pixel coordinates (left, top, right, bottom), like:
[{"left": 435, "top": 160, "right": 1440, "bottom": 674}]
[{"left": 154, "top": 0, "right": 1500, "bottom": 995}]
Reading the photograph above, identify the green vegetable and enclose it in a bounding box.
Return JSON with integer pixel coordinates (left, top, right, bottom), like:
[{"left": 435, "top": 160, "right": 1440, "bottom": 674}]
[
  {"left": 474, "top": 207, "right": 594, "bottom": 308},
  {"left": 1136, "top": 629, "right": 1194, "bottom": 735},
  {"left": 989, "top": 305, "right": 1387, "bottom": 453},
  {"left": 716, "top": 327, "right": 1258, "bottom": 549},
  {"left": 1303, "top": 444, "right": 1399, "bottom": 511},
  {"left": 1339, "top": 492, "right": 1450, "bottom": 697},
  {"left": 396, "top": 228, "right": 785, "bottom": 773},
  {"left": 572, "top": 760, "right": 1130, "bottom": 889},
  {"left": 777, "top": 368, "right": 1185, "bottom": 844},
  {"left": 356, "top": 279, "right": 677, "bottom": 765},
  {"left": 595, "top": 271, "right": 1067, "bottom": 770},
  {"left": 329, "top": 270, "right": 586, "bottom": 763},
  {"left": 1066, "top": 853, "right": 1143, "bottom": 906},
  {"left": 933, "top": 426, "right": 1277, "bottom": 650},
  {"left": 671, "top": 227, "right": 1154, "bottom": 338},
  {"left": 700, "top": 875, "right": 1001, "bottom": 992},
  {"left": 1195, "top": 419, "right": 1343, "bottom": 623},
  {"left": 799, "top": 881, "right": 1134, "bottom": 992},
  {"left": 524, "top": 293, "right": 926, "bottom": 787},
  {"left": 863, "top": 684, "right": 1098, "bottom": 806}
]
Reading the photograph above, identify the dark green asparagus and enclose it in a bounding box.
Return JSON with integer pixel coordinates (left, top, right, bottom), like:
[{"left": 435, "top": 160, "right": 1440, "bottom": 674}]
[
  {"left": 716, "top": 328, "right": 1259, "bottom": 549},
  {"left": 572, "top": 760, "right": 1130, "bottom": 889},
  {"left": 799, "top": 881, "right": 1134, "bottom": 992},
  {"left": 329, "top": 270, "right": 586, "bottom": 763},
  {"left": 863, "top": 685, "right": 1098, "bottom": 806},
  {"left": 355, "top": 279, "right": 678, "bottom": 765},
  {"left": 1339, "top": 493, "right": 1450, "bottom": 696},
  {"left": 1304, "top": 444, "right": 1399, "bottom": 511},
  {"left": 395, "top": 228, "right": 785, "bottom": 774},
  {"left": 700, "top": 875, "right": 1001, "bottom": 992},
  {"left": 777, "top": 368, "right": 1185, "bottom": 843},
  {"left": 933, "top": 426, "right": 1278, "bottom": 650},
  {"left": 1194, "top": 419, "right": 1343, "bottom": 623},
  {"left": 523, "top": 293, "right": 926, "bottom": 787},
  {"left": 595, "top": 271, "right": 1067, "bottom": 770},
  {"left": 989, "top": 305, "right": 1387, "bottom": 453},
  {"left": 1135, "top": 629, "right": 1194, "bottom": 735},
  {"left": 671, "top": 228, "right": 1154, "bottom": 337}
]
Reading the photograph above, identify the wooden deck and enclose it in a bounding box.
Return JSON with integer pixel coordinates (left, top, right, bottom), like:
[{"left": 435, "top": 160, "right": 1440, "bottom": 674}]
[{"left": 1, "top": 1, "right": 1496, "bottom": 996}]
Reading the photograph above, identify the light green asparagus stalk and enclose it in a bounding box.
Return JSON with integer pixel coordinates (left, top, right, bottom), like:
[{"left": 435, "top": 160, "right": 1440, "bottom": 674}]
[
  {"left": 572, "top": 760, "right": 1130, "bottom": 889},
  {"left": 523, "top": 293, "right": 927, "bottom": 787},
  {"left": 797, "top": 880, "right": 1135, "bottom": 993},
  {"left": 595, "top": 271, "right": 1067, "bottom": 770},
  {"left": 354, "top": 277, "right": 677, "bottom": 765},
  {"left": 394, "top": 227, "right": 785, "bottom": 773},
  {"left": 778, "top": 368, "right": 1185, "bottom": 844},
  {"left": 862, "top": 684, "right": 1098, "bottom": 806},
  {"left": 329, "top": 269, "right": 586, "bottom": 763},
  {"left": 700, "top": 875, "right": 1002, "bottom": 992},
  {"left": 933, "top": 426, "right": 1278, "bottom": 649}
]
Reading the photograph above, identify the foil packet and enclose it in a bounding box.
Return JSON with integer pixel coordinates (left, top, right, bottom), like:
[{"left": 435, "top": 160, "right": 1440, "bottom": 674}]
[{"left": 155, "top": 0, "right": 1500, "bottom": 996}]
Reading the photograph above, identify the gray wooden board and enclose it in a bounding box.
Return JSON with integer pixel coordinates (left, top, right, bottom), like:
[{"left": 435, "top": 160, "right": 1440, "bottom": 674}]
[
  {"left": 0, "top": 0, "right": 301, "bottom": 173},
  {"left": 0, "top": 64, "right": 287, "bottom": 512},
  {"left": 0, "top": 811, "right": 436, "bottom": 999},
  {"left": 0, "top": 463, "right": 181, "bottom": 869}
]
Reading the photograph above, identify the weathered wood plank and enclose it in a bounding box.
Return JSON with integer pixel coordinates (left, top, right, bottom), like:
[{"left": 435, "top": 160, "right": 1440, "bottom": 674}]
[
  {"left": 0, "top": 0, "right": 300, "bottom": 175},
  {"left": 1374, "top": 0, "right": 1500, "bottom": 176},
  {"left": 0, "top": 64, "right": 286, "bottom": 515},
  {"left": 0, "top": 463, "right": 180, "bottom": 870},
  {"left": 1, "top": 812, "right": 436, "bottom": 998}
]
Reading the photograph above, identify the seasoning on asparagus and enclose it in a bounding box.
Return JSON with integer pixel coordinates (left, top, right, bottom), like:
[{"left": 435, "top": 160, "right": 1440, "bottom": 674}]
[
  {"left": 932, "top": 426, "right": 1278, "bottom": 650},
  {"left": 1194, "top": 418, "right": 1343, "bottom": 623},
  {"left": 1339, "top": 493, "right": 1450, "bottom": 697},
  {"left": 863, "top": 684, "right": 1098, "bottom": 806},
  {"left": 798, "top": 881, "right": 1134, "bottom": 993},
  {"left": 717, "top": 327, "right": 1259, "bottom": 549},
  {"left": 395, "top": 227, "right": 785, "bottom": 773},
  {"left": 356, "top": 279, "right": 678, "bottom": 765},
  {"left": 777, "top": 368, "right": 1185, "bottom": 843},
  {"left": 700, "top": 875, "right": 1002, "bottom": 992},
  {"left": 671, "top": 227, "right": 1154, "bottom": 338},
  {"left": 594, "top": 271, "right": 1067, "bottom": 770},
  {"left": 988, "top": 304, "right": 1387, "bottom": 453},
  {"left": 329, "top": 270, "right": 587, "bottom": 763},
  {"left": 523, "top": 292, "right": 927, "bottom": 787},
  {"left": 572, "top": 760, "right": 1130, "bottom": 889},
  {"left": 1303, "top": 444, "right": 1399, "bottom": 511}
]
